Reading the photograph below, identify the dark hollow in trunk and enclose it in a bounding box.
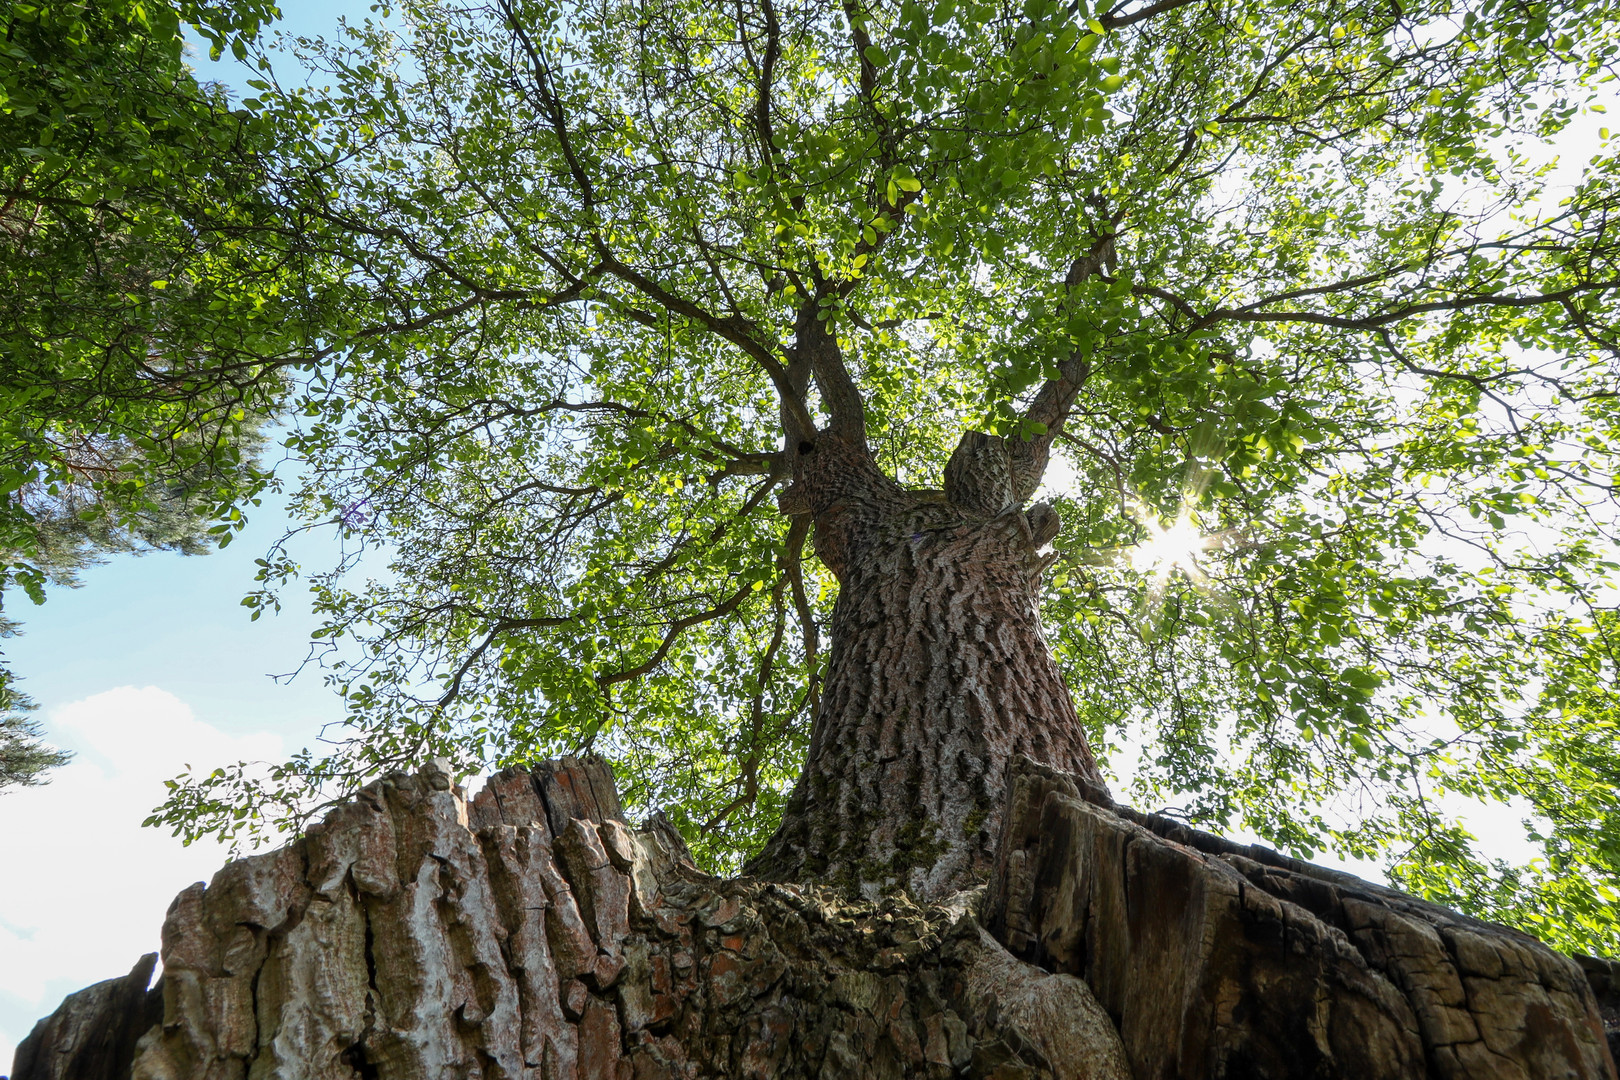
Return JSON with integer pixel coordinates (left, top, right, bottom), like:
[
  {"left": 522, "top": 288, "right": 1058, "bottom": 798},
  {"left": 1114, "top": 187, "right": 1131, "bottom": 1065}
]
[{"left": 749, "top": 430, "right": 1105, "bottom": 900}]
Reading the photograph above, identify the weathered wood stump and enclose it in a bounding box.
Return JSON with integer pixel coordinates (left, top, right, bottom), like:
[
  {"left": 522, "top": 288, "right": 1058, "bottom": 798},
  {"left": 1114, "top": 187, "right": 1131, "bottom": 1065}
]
[
  {"left": 985, "top": 757, "right": 1618, "bottom": 1080},
  {"left": 9, "top": 756, "right": 1617, "bottom": 1079},
  {"left": 1577, "top": 955, "right": 1620, "bottom": 1069},
  {"left": 8, "top": 955, "right": 163, "bottom": 1080}
]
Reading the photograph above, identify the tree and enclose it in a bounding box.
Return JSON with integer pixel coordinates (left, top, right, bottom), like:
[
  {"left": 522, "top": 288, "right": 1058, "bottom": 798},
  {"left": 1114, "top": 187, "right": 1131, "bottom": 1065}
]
[
  {"left": 0, "top": 0, "right": 314, "bottom": 787},
  {"left": 0, "top": 672, "right": 68, "bottom": 788},
  {"left": 156, "top": 0, "right": 1620, "bottom": 952}
]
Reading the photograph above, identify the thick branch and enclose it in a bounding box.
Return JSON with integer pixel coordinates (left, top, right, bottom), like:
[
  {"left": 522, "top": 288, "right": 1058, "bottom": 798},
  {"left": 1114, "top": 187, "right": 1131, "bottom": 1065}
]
[
  {"left": 841, "top": 0, "right": 894, "bottom": 165},
  {"left": 794, "top": 299, "right": 868, "bottom": 444},
  {"left": 1008, "top": 235, "right": 1114, "bottom": 500},
  {"left": 734, "top": 0, "right": 782, "bottom": 174},
  {"left": 1097, "top": 0, "right": 1199, "bottom": 29},
  {"left": 602, "top": 255, "right": 815, "bottom": 438}
]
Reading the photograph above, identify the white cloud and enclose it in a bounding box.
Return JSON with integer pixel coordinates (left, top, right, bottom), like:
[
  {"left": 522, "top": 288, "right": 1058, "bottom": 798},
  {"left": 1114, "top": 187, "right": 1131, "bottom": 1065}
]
[{"left": 0, "top": 687, "right": 282, "bottom": 1072}]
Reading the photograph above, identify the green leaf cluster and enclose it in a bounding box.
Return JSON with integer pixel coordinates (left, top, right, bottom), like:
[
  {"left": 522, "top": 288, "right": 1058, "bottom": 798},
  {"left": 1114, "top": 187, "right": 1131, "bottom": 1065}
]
[
  {"left": 135, "top": 0, "right": 1620, "bottom": 949},
  {"left": 0, "top": 0, "right": 326, "bottom": 788}
]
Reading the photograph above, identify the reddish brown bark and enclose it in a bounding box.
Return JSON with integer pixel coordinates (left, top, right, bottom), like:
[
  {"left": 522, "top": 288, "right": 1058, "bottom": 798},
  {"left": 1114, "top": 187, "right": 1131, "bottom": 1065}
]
[
  {"left": 19, "top": 759, "right": 1614, "bottom": 1080},
  {"left": 749, "top": 429, "right": 1105, "bottom": 900}
]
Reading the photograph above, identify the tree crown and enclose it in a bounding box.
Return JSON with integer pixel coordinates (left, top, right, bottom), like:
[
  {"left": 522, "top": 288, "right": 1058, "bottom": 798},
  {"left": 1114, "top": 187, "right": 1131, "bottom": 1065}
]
[{"left": 136, "top": 0, "right": 1620, "bottom": 952}]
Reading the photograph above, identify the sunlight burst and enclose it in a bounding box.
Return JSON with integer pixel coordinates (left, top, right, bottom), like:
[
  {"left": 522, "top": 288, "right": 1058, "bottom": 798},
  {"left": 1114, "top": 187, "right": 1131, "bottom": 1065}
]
[
  {"left": 1129, "top": 512, "right": 1206, "bottom": 576},
  {"left": 1126, "top": 500, "right": 1219, "bottom": 590}
]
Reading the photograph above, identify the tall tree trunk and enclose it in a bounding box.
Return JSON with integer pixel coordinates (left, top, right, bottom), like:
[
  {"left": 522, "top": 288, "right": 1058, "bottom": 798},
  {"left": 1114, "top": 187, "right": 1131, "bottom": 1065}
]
[{"left": 749, "top": 430, "right": 1105, "bottom": 900}]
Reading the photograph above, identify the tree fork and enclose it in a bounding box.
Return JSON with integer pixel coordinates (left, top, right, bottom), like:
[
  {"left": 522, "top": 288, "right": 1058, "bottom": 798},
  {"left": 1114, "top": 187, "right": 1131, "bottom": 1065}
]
[{"left": 750, "top": 427, "right": 1105, "bottom": 900}]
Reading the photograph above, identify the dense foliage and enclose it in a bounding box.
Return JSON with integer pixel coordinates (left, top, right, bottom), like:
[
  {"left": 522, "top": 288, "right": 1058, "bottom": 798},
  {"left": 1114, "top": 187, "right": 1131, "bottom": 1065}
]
[
  {"left": 132, "top": 0, "right": 1620, "bottom": 952},
  {"left": 0, "top": 0, "right": 305, "bottom": 786}
]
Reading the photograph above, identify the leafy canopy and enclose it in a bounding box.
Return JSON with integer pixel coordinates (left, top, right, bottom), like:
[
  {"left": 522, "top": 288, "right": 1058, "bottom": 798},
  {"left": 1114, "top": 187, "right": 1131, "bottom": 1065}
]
[
  {"left": 0, "top": 0, "right": 317, "bottom": 787},
  {"left": 150, "top": 0, "right": 1620, "bottom": 953}
]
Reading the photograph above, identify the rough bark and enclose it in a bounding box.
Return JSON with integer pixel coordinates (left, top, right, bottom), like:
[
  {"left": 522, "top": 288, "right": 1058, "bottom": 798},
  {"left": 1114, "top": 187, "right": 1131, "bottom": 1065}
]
[
  {"left": 753, "top": 431, "right": 1105, "bottom": 900},
  {"left": 13, "top": 756, "right": 1615, "bottom": 1080},
  {"left": 10, "top": 758, "right": 1128, "bottom": 1080},
  {"left": 985, "top": 757, "right": 1619, "bottom": 1080},
  {"left": 9, "top": 954, "right": 163, "bottom": 1080}
]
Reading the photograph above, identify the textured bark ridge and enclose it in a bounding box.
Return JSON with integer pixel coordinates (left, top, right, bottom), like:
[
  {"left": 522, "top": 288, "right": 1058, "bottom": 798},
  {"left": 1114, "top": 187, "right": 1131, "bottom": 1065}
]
[
  {"left": 985, "top": 757, "right": 1619, "bottom": 1080},
  {"left": 10, "top": 757, "right": 1127, "bottom": 1080},
  {"left": 11, "top": 757, "right": 1616, "bottom": 1080},
  {"left": 753, "top": 431, "right": 1105, "bottom": 900},
  {"left": 8, "top": 954, "right": 163, "bottom": 1080}
]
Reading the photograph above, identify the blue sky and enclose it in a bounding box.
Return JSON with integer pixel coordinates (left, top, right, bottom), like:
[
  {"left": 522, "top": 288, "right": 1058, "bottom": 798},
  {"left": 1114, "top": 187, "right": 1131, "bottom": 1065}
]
[
  {"left": 0, "top": 3, "right": 375, "bottom": 1067},
  {"left": 4, "top": 490, "right": 339, "bottom": 738}
]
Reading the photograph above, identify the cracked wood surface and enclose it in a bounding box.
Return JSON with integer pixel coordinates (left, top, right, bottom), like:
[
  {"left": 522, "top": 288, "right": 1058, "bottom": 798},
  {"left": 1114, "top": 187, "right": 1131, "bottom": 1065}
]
[
  {"left": 985, "top": 757, "right": 1619, "bottom": 1080},
  {"left": 11, "top": 756, "right": 1616, "bottom": 1080},
  {"left": 10, "top": 758, "right": 1125, "bottom": 1080}
]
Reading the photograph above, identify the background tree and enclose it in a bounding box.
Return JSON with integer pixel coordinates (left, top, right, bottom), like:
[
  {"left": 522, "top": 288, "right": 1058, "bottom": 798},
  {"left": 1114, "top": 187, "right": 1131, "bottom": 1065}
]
[
  {"left": 0, "top": 673, "right": 67, "bottom": 788},
  {"left": 154, "top": 0, "right": 1620, "bottom": 950},
  {"left": 0, "top": 0, "right": 316, "bottom": 787}
]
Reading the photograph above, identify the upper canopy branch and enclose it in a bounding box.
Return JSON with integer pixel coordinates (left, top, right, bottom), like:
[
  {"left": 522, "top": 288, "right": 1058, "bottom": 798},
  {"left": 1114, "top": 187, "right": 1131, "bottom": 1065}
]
[
  {"left": 1006, "top": 234, "right": 1117, "bottom": 500},
  {"left": 1096, "top": 0, "right": 1199, "bottom": 30},
  {"left": 433, "top": 612, "right": 573, "bottom": 714},
  {"left": 1138, "top": 279, "right": 1620, "bottom": 337},
  {"left": 497, "top": 396, "right": 783, "bottom": 473},
  {"left": 840, "top": 0, "right": 899, "bottom": 170},
  {"left": 599, "top": 253, "right": 817, "bottom": 438},
  {"left": 733, "top": 0, "right": 783, "bottom": 176},
  {"left": 499, "top": 0, "right": 816, "bottom": 443},
  {"left": 595, "top": 580, "right": 758, "bottom": 689},
  {"left": 635, "top": 466, "right": 788, "bottom": 580}
]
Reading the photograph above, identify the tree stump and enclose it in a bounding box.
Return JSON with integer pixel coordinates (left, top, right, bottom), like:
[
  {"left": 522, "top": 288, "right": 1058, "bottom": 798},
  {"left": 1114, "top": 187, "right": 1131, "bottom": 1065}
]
[{"left": 9, "top": 757, "right": 1616, "bottom": 1080}]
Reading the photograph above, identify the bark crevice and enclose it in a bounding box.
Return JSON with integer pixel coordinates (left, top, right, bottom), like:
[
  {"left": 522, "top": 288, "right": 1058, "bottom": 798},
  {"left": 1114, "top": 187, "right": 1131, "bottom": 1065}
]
[
  {"left": 755, "top": 425, "right": 1104, "bottom": 900},
  {"left": 13, "top": 756, "right": 1616, "bottom": 1080}
]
